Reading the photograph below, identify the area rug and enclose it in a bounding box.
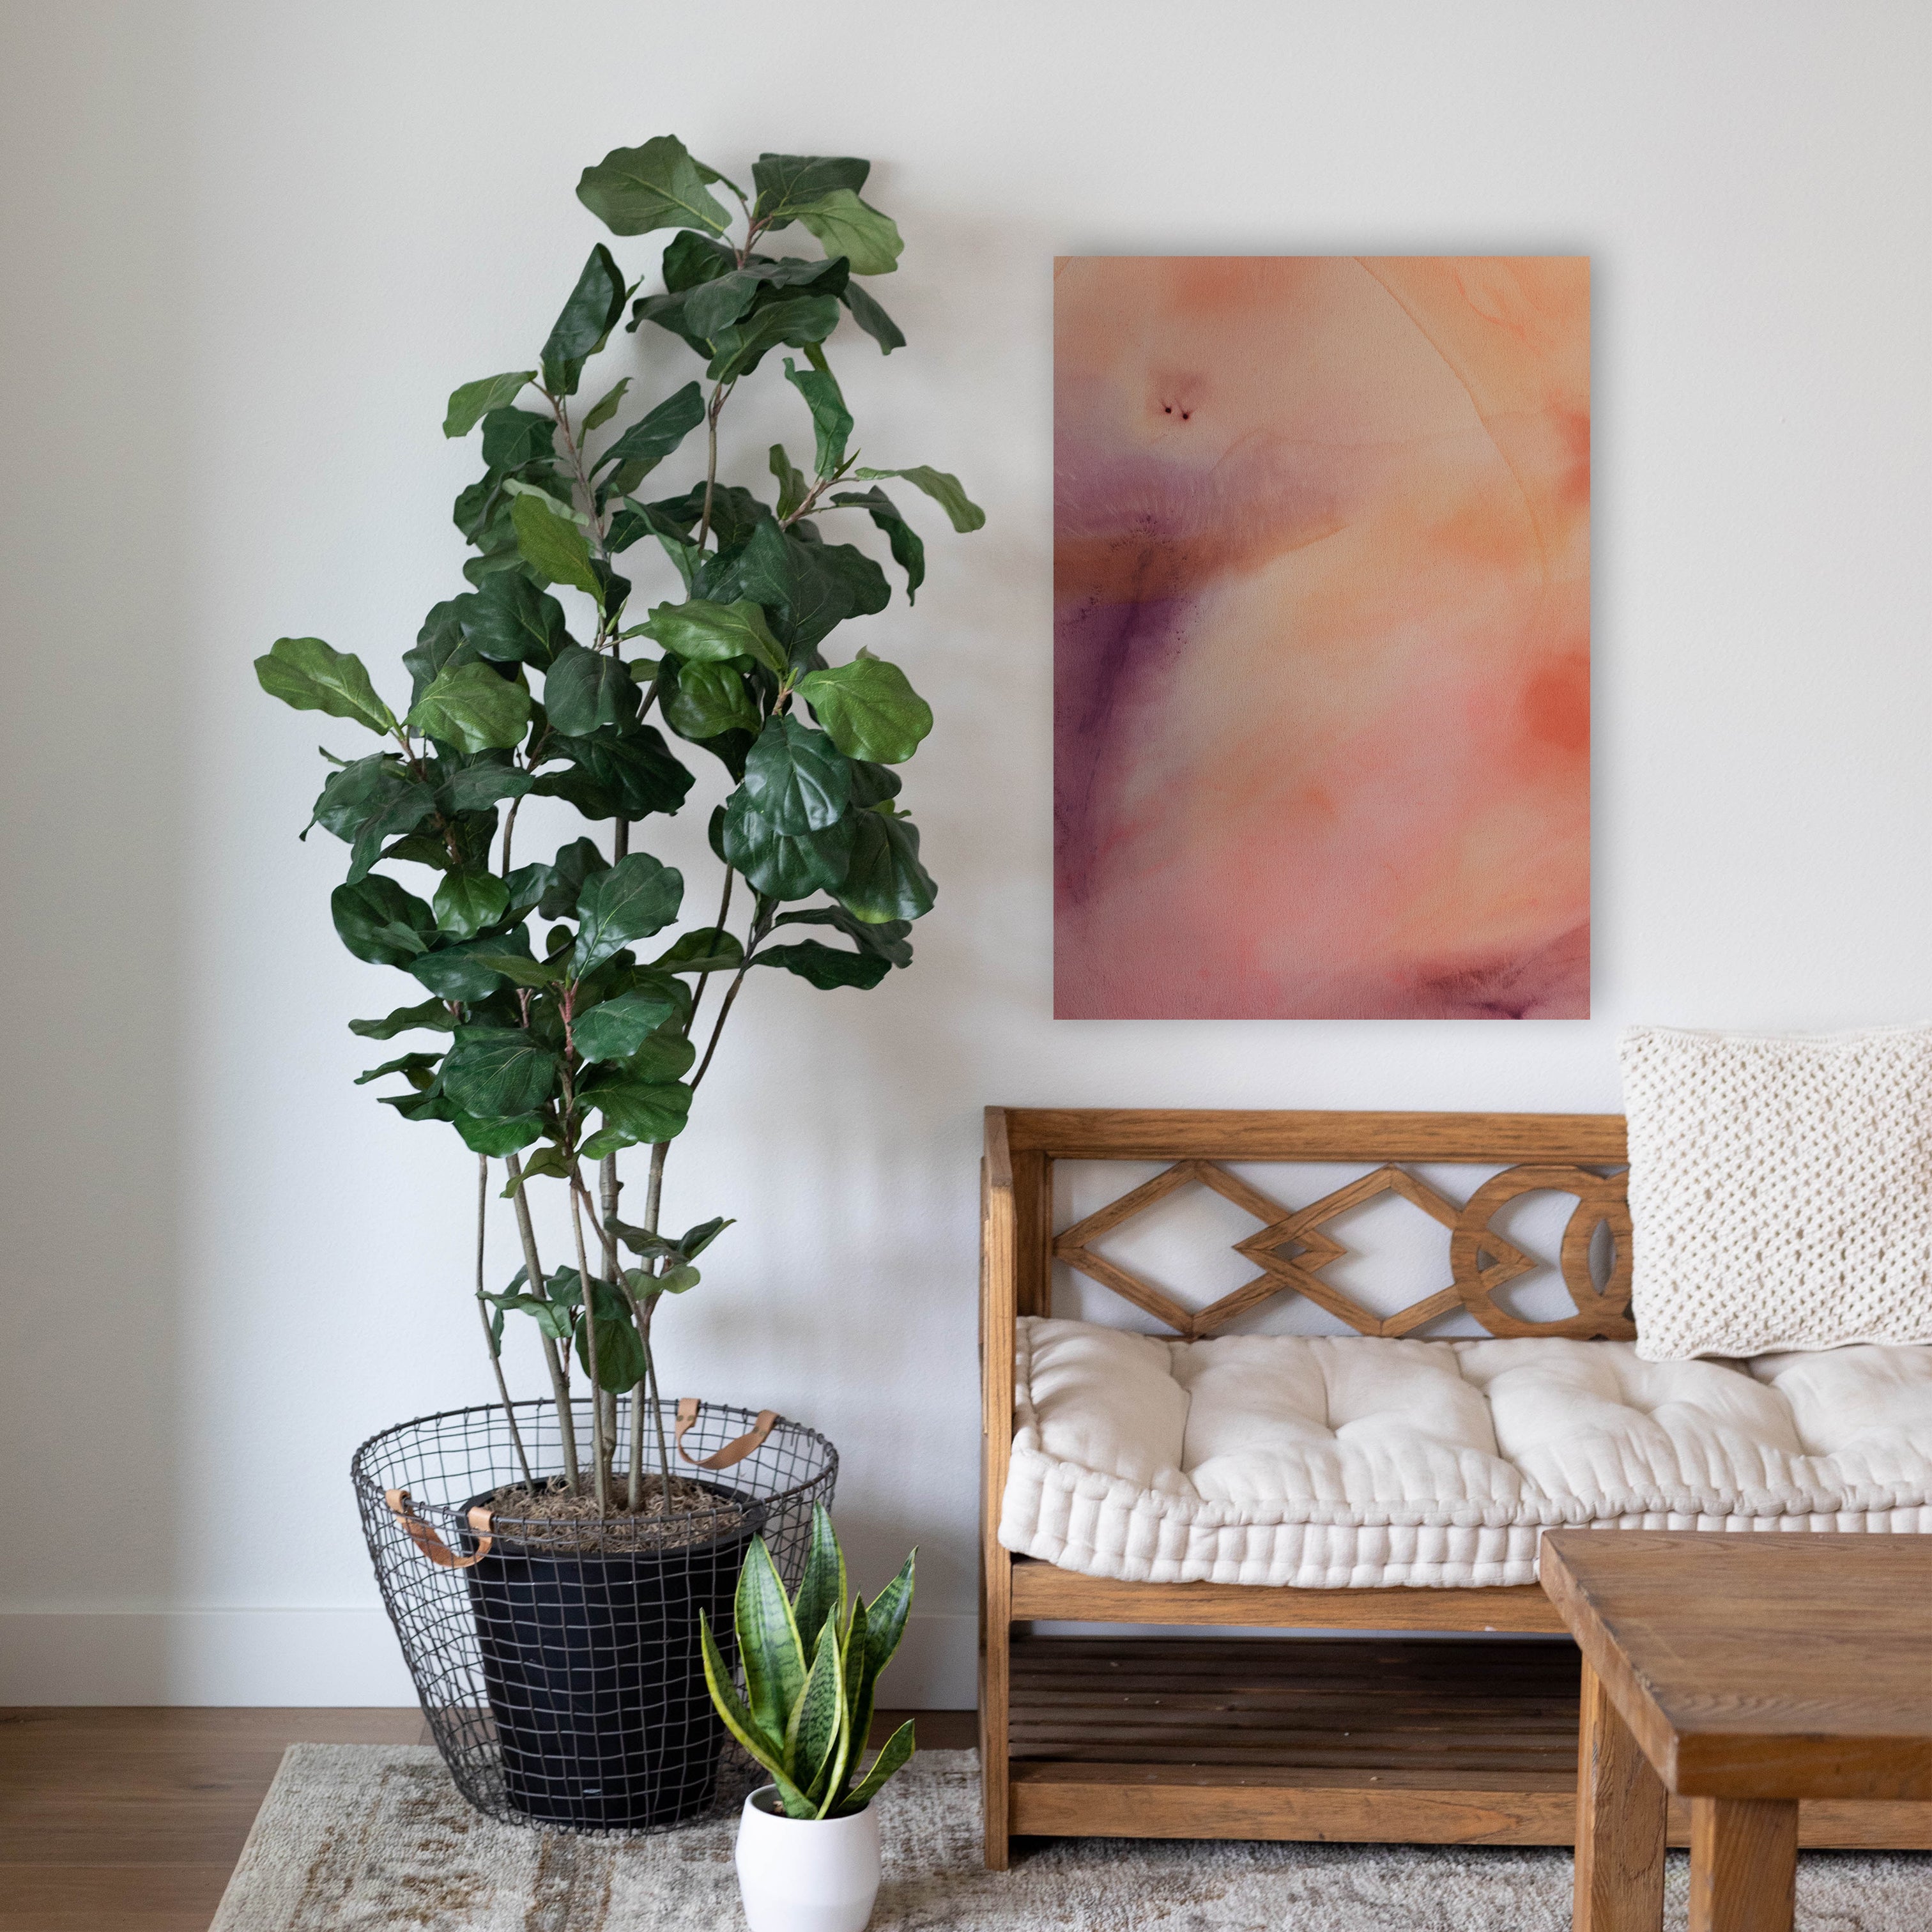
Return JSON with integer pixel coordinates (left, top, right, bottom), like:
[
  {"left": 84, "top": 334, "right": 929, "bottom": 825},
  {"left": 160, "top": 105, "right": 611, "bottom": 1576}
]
[{"left": 210, "top": 1745, "right": 1930, "bottom": 1930}]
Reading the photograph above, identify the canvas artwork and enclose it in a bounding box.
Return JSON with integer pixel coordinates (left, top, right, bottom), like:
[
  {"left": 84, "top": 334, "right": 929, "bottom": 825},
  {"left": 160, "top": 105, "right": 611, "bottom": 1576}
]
[{"left": 1054, "top": 256, "right": 1591, "bottom": 1018}]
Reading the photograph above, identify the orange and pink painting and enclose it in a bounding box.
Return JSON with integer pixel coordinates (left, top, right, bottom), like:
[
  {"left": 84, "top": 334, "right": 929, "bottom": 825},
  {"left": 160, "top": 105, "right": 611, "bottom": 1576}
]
[{"left": 1054, "top": 256, "right": 1590, "bottom": 1018}]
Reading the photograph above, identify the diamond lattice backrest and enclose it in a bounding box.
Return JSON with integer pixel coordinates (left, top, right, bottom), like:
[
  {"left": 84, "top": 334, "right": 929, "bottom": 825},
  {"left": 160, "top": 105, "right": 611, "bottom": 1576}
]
[{"left": 1052, "top": 1156, "right": 1634, "bottom": 1341}]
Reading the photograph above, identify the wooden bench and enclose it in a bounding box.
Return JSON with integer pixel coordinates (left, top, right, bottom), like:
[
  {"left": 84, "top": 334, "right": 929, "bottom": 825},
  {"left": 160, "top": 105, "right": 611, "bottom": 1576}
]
[{"left": 978, "top": 1107, "right": 1932, "bottom": 1868}]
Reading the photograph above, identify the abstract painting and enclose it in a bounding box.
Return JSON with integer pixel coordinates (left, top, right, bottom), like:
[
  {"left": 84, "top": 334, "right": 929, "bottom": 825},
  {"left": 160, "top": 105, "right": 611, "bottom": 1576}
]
[{"left": 1054, "top": 256, "right": 1590, "bottom": 1018}]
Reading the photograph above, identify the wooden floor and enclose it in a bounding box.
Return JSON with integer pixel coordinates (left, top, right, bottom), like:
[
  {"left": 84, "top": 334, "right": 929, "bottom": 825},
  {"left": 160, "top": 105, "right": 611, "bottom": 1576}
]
[{"left": 0, "top": 1706, "right": 975, "bottom": 1932}]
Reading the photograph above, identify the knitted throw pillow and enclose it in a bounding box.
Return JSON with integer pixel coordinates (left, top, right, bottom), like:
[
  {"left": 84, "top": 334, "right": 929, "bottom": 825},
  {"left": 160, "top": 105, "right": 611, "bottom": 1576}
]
[{"left": 1620, "top": 1024, "right": 1932, "bottom": 1361}]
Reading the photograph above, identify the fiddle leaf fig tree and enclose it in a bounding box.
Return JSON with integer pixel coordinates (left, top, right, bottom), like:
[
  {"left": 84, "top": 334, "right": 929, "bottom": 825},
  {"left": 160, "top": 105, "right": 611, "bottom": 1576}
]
[{"left": 259, "top": 137, "right": 981, "bottom": 1519}]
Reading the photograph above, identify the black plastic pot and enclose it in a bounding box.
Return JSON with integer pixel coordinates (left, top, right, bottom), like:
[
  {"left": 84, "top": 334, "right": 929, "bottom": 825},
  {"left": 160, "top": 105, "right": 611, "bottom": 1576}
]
[{"left": 462, "top": 1481, "right": 766, "bottom": 1830}]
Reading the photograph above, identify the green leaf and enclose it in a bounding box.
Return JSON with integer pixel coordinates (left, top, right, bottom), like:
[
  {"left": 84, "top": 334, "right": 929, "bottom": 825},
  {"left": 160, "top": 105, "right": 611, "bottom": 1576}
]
[
  {"left": 479, "top": 407, "right": 556, "bottom": 471},
  {"left": 501, "top": 475, "right": 590, "bottom": 526},
  {"left": 830, "top": 486, "right": 923, "bottom": 601},
  {"left": 579, "top": 376, "right": 630, "bottom": 436},
  {"left": 720, "top": 787, "right": 854, "bottom": 901},
  {"left": 852, "top": 464, "right": 985, "bottom": 533},
  {"left": 753, "top": 940, "right": 891, "bottom": 991},
  {"left": 654, "top": 1261, "right": 701, "bottom": 1294},
  {"left": 792, "top": 1505, "right": 848, "bottom": 1667},
  {"left": 452, "top": 1112, "right": 542, "bottom": 1155},
  {"left": 797, "top": 653, "right": 931, "bottom": 764},
  {"left": 499, "top": 1143, "right": 572, "bottom": 1195},
  {"left": 641, "top": 598, "right": 786, "bottom": 677},
  {"left": 433, "top": 870, "right": 510, "bottom": 941},
  {"left": 773, "top": 903, "right": 912, "bottom": 968},
  {"left": 542, "top": 642, "right": 638, "bottom": 736},
  {"left": 406, "top": 662, "right": 532, "bottom": 754},
  {"left": 737, "top": 1538, "right": 807, "bottom": 1746},
  {"left": 838, "top": 1591, "right": 873, "bottom": 1811},
  {"left": 841, "top": 1719, "right": 914, "bottom": 1815},
  {"left": 792, "top": 190, "right": 902, "bottom": 276},
  {"left": 679, "top": 1216, "right": 733, "bottom": 1259},
  {"left": 654, "top": 926, "right": 744, "bottom": 974},
  {"left": 572, "top": 1275, "right": 647, "bottom": 1392},
  {"left": 571, "top": 986, "right": 679, "bottom": 1063},
  {"left": 751, "top": 154, "right": 870, "bottom": 227},
  {"left": 582, "top": 1077, "right": 691, "bottom": 1153},
  {"left": 331, "top": 876, "right": 435, "bottom": 965},
  {"left": 782, "top": 356, "right": 851, "bottom": 477},
  {"left": 537, "top": 837, "right": 609, "bottom": 919},
  {"left": 660, "top": 656, "right": 760, "bottom": 742},
  {"left": 459, "top": 950, "right": 564, "bottom": 990},
  {"left": 404, "top": 602, "right": 476, "bottom": 702},
  {"left": 445, "top": 371, "right": 537, "bottom": 438},
  {"left": 769, "top": 443, "right": 809, "bottom": 521},
  {"left": 742, "top": 716, "right": 852, "bottom": 834},
  {"left": 617, "top": 1029, "right": 696, "bottom": 1084},
  {"left": 839, "top": 282, "right": 904, "bottom": 355},
  {"left": 838, "top": 808, "right": 936, "bottom": 923},
  {"left": 573, "top": 852, "right": 684, "bottom": 974},
  {"left": 533, "top": 723, "right": 693, "bottom": 822},
  {"left": 511, "top": 493, "right": 602, "bottom": 601},
  {"left": 718, "top": 518, "right": 889, "bottom": 656},
  {"left": 700, "top": 1611, "right": 800, "bottom": 1802},
  {"left": 436, "top": 755, "right": 535, "bottom": 814},
  {"left": 864, "top": 1548, "right": 916, "bottom": 1680},
  {"left": 408, "top": 925, "right": 536, "bottom": 1000},
  {"left": 540, "top": 244, "right": 625, "bottom": 395},
  {"left": 348, "top": 999, "right": 457, "bottom": 1041},
  {"left": 592, "top": 379, "right": 705, "bottom": 482},
  {"left": 787, "top": 1613, "right": 847, "bottom": 1799},
  {"left": 441, "top": 1025, "right": 558, "bottom": 1119},
  {"left": 847, "top": 758, "right": 902, "bottom": 808},
  {"left": 310, "top": 752, "right": 415, "bottom": 841},
  {"left": 453, "top": 574, "right": 571, "bottom": 668},
  {"left": 256, "top": 638, "right": 397, "bottom": 734},
  {"left": 661, "top": 229, "right": 737, "bottom": 293},
  {"left": 706, "top": 295, "right": 840, "bottom": 384},
  {"left": 577, "top": 135, "right": 732, "bottom": 237},
  {"left": 353, "top": 1050, "right": 441, "bottom": 1087}
]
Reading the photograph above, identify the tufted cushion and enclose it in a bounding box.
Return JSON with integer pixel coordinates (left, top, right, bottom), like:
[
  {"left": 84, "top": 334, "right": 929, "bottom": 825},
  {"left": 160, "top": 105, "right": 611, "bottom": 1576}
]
[
  {"left": 1620, "top": 1023, "right": 1932, "bottom": 1359},
  {"left": 999, "top": 1318, "right": 1932, "bottom": 1588}
]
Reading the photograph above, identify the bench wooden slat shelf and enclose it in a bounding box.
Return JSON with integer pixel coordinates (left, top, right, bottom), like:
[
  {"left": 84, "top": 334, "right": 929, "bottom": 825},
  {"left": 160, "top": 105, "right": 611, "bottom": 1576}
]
[
  {"left": 979, "top": 1107, "right": 1932, "bottom": 1869},
  {"left": 1011, "top": 1559, "right": 1567, "bottom": 1632}
]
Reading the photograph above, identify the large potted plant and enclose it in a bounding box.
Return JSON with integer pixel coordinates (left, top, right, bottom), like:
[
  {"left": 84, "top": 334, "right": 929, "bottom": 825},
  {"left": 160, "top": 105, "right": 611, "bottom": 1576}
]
[{"left": 260, "top": 134, "right": 979, "bottom": 1831}]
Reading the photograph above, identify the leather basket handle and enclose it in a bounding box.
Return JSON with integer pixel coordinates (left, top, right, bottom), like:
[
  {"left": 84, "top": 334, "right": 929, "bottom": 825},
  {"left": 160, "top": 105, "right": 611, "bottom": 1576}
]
[
  {"left": 675, "top": 1398, "right": 778, "bottom": 1471},
  {"left": 385, "top": 1489, "right": 494, "bottom": 1569}
]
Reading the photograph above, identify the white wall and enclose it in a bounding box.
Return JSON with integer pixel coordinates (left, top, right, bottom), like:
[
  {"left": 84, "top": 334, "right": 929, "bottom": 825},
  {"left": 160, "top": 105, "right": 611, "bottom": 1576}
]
[{"left": 3, "top": 0, "right": 1929, "bottom": 1703}]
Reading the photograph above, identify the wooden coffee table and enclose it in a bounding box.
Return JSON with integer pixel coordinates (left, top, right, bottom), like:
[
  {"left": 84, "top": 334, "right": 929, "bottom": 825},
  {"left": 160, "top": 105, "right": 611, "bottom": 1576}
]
[{"left": 1540, "top": 1530, "right": 1932, "bottom": 1932}]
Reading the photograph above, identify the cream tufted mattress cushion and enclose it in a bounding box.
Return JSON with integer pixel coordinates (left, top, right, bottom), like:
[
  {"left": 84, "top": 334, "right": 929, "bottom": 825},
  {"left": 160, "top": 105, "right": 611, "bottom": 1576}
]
[{"left": 998, "top": 1317, "right": 1932, "bottom": 1588}]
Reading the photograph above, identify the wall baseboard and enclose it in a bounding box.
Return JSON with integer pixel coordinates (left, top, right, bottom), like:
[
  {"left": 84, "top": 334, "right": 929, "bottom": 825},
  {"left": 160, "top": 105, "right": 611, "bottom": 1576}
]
[{"left": 0, "top": 1608, "right": 978, "bottom": 1708}]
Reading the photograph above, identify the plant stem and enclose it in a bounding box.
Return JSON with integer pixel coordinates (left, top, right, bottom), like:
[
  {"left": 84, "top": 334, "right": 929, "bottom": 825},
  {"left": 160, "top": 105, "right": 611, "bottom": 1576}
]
[
  {"left": 475, "top": 1154, "right": 534, "bottom": 1487},
  {"left": 567, "top": 1181, "right": 611, "bottom": 1516},
  {"left": 696, "top": 379, "right": 733, "bottom": 549},
  {"left": 686, "top": 864, "right": 735, "bottom": 1036},
  {"left": 505, "top": 1150, "right": 579, "bottom": 1489},
  {"left": 641, "top": 1296, "right": 673, "bottom": 1512}
]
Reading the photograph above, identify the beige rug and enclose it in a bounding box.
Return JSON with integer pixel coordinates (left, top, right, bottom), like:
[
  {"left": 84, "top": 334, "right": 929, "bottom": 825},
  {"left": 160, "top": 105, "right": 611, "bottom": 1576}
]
[{"left": 211, "top": 1745, "right": 1930, "bottom": 1929}]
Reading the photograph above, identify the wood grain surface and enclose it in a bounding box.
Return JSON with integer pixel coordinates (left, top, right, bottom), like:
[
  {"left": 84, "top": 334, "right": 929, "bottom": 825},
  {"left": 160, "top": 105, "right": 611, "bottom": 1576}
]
[
  {"left": 1541, "top": 1531, "right": 1932, "bottom": 1800},
  {"left": 1574, "top": 1659, "right": 1667, "bottom": 1932},
  {"left": 1010, "top": 1560, "right": 1568, "bottom": 1632}
]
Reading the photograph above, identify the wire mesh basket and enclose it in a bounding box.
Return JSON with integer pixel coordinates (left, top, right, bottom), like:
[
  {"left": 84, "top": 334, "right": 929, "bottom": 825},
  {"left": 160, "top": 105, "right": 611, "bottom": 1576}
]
[{"left": 351, "top": 1397, "right": 838, "bottom": 1834}]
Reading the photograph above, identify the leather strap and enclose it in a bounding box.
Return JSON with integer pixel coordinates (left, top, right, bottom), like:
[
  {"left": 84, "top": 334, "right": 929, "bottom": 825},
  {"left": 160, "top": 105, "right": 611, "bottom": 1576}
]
[
  {"left": 675, "top": 1398, "right": 778, "bottom": 1471},
  {"left": 385, "top": 1489, "right": 494, "bottom": 1568}
]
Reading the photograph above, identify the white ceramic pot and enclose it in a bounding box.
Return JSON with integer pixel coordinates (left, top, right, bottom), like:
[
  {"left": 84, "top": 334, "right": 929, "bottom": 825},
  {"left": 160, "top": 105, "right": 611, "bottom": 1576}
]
[{"left": 733, "top": 1786, "right": 882, "bottom": 1932}]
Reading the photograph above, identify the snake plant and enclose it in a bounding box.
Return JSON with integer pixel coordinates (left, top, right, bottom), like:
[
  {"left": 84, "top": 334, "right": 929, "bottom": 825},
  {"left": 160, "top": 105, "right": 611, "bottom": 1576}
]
[{"left": 701, "top": 1505, "right": 916, "bottom": 1818}]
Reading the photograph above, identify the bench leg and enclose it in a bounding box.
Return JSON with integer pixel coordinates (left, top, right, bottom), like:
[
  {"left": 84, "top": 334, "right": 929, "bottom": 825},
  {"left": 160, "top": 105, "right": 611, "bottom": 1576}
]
[
  {"left": 1574, "top": 1660, "right": 1666, "bottom": 1932},
  {"left": 1689, "top": 1797, "right": 1797, "bottom": 1932},
  {"left": 979, "top": 1552, "right": 1011, "bottom": 1870}
]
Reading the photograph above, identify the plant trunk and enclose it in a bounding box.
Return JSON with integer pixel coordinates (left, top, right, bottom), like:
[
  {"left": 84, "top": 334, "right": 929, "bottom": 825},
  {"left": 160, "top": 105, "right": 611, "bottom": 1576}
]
[
  {"left": 506, "top": 1149, "right": 580, "bottom": 1489},
  {"left": 567, "top": 1184, "right": 611, "bottom": 1515},
  {"left": 475, "top": 1155, "right": 535, "bottom": 1487}
]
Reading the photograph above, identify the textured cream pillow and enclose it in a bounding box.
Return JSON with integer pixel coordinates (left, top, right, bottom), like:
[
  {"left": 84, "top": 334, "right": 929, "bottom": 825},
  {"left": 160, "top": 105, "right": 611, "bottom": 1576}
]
[{"left": 1620, "top": 1024, "right": 1932, "bottom": 1361}]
